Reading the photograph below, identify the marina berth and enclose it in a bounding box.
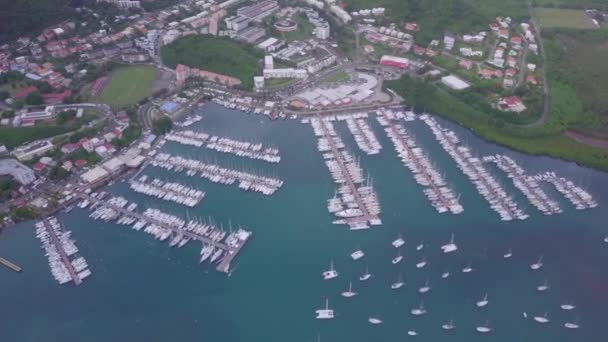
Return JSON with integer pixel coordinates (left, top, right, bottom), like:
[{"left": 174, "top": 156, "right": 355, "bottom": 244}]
[
  {"left": 343, "top": 114, "right": 382, "bottom": 155},
  {"left": 376, "top": 108, "right": 463, "bottom": 215},
  {"left": 150, "top": 152, "right": 284, "bottom": 196},
  {"left": 420, "top": 114, "right": 526, "bottom": 221},
  {"left": 174, "top": 114, "right": 203, "bottom": 128},
  {"left": 483, "top": 155, "right": 562, "bottom": 215},
  {"left": 310, "top": 117, "right": 382, "bottom": 229},
  {"left": 79, "top": 193, "right": 252, "bottom": 274},
  {"left": 164, "top": 130, "right": 281, "bottom": 163},
  {"left": 35, "top": 217, "right": 91, "bottom": 285},
  {"left": 535, "top": 172, "right": 598, "bottom": 210},
  {"left": 129, "top": 176, "right": 206, "bottom": 207}
]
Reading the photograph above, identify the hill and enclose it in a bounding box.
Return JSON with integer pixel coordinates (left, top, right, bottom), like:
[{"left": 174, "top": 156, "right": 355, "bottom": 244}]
[
  {"left": 161, "top": 35, "right": 262, "bottom": 89},
  {"left": 0, "top": 0, "right": 74, "bottom": 43}
]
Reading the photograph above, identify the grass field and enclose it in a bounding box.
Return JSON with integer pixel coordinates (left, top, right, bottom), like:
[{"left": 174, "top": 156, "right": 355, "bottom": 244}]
[
  {"left": 535, "top": 8, "right": 595, "bottom": 29},
  {"left": 161, "top": 35, "right": 262, "bottom": 89},
  {"left": 97, "top": 65, "right": 159, "bottom": 106},
  {"left": 282, "top": 14, "right": 314, "bottom": 42}
]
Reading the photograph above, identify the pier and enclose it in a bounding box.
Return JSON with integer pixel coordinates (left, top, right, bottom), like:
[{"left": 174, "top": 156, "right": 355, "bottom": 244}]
[
  {"left": 317, "top": 117, "right": 379, "bottom": 226},
  {"left": 377, "top": 110, "right": 462, "bottom": 214},
  {"left": 77, "top": 193, "right": 249, "bottom": 273},
  {"left": 41, "top": 218, "right": 82, "bottom": 285},
  {"left": 0, "top": 257, "right": 22, "bottom": 272}
]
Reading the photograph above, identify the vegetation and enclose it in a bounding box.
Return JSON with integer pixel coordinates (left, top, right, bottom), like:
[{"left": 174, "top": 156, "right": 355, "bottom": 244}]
[
  {"left": 535, "top": 8, "right": 596, "bottom": 28},
  {"left": 152, "top": 116, "right": 173, "bottom": 135},
  {"left": 114, "top": 108, "right": 142, "bottom": 148},
  {"left": 0, "top": 126, "right": 70, "bottom": 149},
  {"left": 161, "top": 35, "right": 263, "bottom": 89},
  {"left": 282, "top": 14, "right": 315, "bottom": 42},
  {"left": 385, "top": 76, "right": 608, "bottom": 171},
  {"left": 96, "top": 65, "right": 159, "bottom": 106},
  {"left": 0, "top": 178, "right": 18, "bottom": 201},
  {"left": 531, "top": 0, "right": 608, "bottom": 9},
  {"left": 0, "top": 0, "right": 73, "bottom": 43},
  {"left": 324, "top": 71, "right": 350, "bottom": 83}
]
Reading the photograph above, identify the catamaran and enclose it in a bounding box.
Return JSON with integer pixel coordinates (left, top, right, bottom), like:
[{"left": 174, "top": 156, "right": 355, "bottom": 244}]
[
  {"left": 322, "top": 260, "right": 339, "bottom": 280},
  {"left": 391, "top": 250, "right": 403, "bottom": 264},
  {"left": 341, "top": 281, "right": 357, "bottom": 298},
  {"left": 530, "top": 255, "right": 544, "bottom": 270},
  {"left": 441, "top": 233, "right": 458, "bottom": 253},
  {"left": 351, "top": 249, "right": 365, "bottom": 260},
  {"left": 315, "top": 298, "right": 334, "bottom": 320},
  {"left": 476, "top": 293, "right": 489, "bottom": 308},
  {"left": 359, "top": 266, "right": 372, "bottom": 281},
  {"left": 392, "top": 235, "right": 405, "bottom": 248}
]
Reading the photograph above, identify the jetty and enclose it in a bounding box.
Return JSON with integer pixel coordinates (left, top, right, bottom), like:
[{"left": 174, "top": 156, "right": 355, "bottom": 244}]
[
  {"left": 0, "top": 257, "right": 22, "bottom": 272},
  {"left": 36, "top": 218, "right": 86, "bottom": 285},
  {"left": 77, "top": 193, "right": 251, "bottom": 273}
]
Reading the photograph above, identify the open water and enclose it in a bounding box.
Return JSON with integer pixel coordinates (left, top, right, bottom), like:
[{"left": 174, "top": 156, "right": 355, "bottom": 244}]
[{"left": 1, "top": 104, "right": 608, "bottom": 342}]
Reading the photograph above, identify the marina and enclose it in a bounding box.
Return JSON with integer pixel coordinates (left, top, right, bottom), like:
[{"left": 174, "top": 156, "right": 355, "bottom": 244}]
[
  {"left": 79, "top": 193, "right": 251, "bottom": 274},
  {"left": 341, "top": 113, "right": 382, "bottom": 155},
  {"left": 309, "top": 116, "right": 381, "bottom": 229},
  {"left": 421, "top": 114, "right": 527, "bottom": 221},
  {"left": 150, "top": 152, "right": 283, "bottom": 195},
  {"left": 129, "top": 175, "right": 206, "bottom": 207},
  {"left": 35, "top": 217, "right": 90, "bottom": 285},
  {"left": 536, "top": 172, "right": 598, "bottom": 210},
  {"left": 376, "top": 108, "right": 464, "bottom": 215},
  {"left": 483, "top": 155, "right": 562, "bottom": 215},
  {"left": 164, "top": 130, "right": 281, "bottom": 163}
]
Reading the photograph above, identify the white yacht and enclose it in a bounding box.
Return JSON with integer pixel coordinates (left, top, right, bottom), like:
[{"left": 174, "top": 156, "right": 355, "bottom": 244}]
[
  {"left": 392, "top": 236, "right": 405, "bottom": 248},
  {"left": 418, "top": 280, "right": 431, "bottom": 294},
  {"left": 410, "top": 301, "right": 426, "bottom": 316},
  {"left": 604, "top": 236, "right": 608, "bottom": 244},
  {"left": 315, "top": 299, "right": 334, "bottom": 320},
  {"left": 199, "top": 245, "right": 214, "bottom": 263},
  {"left": 407, "top": 330, "right": 418, "bottom": 336},
  {"left": 462, "top": 263, "right": 473, "bottom": 273},
  {"left": 359, "top": 266, "right": 372, "bottom": 281},
  {"left": 560, "top": 303, "right": 576, "bottom": 310},
  {"left": 391, "top": 250, "right": 403, "bottom": 264},
  {"left": 341, "top": 282, "right": 357, "bottom": 298},
  {"left": 415, "top": 258, "right": 427, "bottom": 269},
  {"left": 368, "top": 317, "right": 383, "bottom": 325},
  {"left": 536, "top": 280, "right": 550, "bottom": 292},
  {"left": 533, "top": 313, "right": 550, "bottom": 323},
  {"left": 564, "top": 322, "right": 580, "bottom": 329},
  {"left": 530, "top": 255, "right": 544, "bottom": 270},
  {"left": 476, "top": 293, "right": 489, "bottom": 308},
  {"left": 441, "top": 271, "right": 450, "bottom": 279},
  {"left": 351, "top": 249, "right": 365, "bottom": 261},
  {"left": 322, "top": 260, "right": 339, "bottom": 280},
  {"left": 441, "top": 233, "right": 458, "bottom": 253},
  {"left": 476, "top": 321, "right": 492, "bottom": 333},
  {"left": 503, "top": 248, "right": 513, "bottom": 258},
  {"left": 416, "top": 242, "right": 424, "bottom": 251},
  {"left": 391, "top": 274, "right": 404, "bottom": 289},
  {"left": 442, "top": 320, "right": 456, "bottom": 331}
]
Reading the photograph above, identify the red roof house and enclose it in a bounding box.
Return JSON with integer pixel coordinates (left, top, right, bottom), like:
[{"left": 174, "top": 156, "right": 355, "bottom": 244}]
[{"left": 14, "top": 86, "right": 38, "bottom": 99}]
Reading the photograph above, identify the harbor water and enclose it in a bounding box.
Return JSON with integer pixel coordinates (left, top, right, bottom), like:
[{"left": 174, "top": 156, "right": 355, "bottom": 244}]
[{"left": 1, "top": 103, "right": 608, "bottom": 342}]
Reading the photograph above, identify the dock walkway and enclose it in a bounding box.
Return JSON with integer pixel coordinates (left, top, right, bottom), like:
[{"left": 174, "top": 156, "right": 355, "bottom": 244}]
[
  {"left": 0, "top": 257, "right": 22, "bottom": 272},
  {"left": 41, "top": 218, "right": 82, "bottom": 285}
]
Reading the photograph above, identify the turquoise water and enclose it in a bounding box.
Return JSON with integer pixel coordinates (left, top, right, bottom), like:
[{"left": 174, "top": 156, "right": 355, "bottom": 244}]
[{"left": 1, "top": 104, "right": 607, "bottom": 342}]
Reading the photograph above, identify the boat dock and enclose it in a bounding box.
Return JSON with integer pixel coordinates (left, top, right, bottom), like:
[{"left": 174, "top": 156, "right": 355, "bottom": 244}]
[
  {"left": 77, "top": 193, "right": 250, "bottom": 273},
  {"left": 40, "top": 218, "right": 82, "bottom": 285},
  {"left": 377, "top": 109, "right": 463, "bottom": 214},
  {"left": 0, "top": 257, "right": 22, "bottom": 272},
  {"left": 317, "top": 117, "right": 380, "bottom": 227}
]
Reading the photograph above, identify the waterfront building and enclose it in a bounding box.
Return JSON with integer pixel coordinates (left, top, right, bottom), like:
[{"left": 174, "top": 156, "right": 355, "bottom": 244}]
[{"left": 0, "top": 158, "right": 36, "bottom": 185}]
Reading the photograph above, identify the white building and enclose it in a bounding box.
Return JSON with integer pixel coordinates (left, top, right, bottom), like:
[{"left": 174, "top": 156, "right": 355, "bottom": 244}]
[
  {"left": 264, "top": 55, "right": 274, "bottom": 70},
  {"left": 263, "top": 68, "right": 308, "bottom": 79},
  {"left": 444, "top": 35, "right": 455, "bottom": 50},
  {"left": 0, "top": 159, "right": 36, "bottom": 185},
  {"left": 12, "top": 140, "right": 54, "bottom": 161},
  {"left": 315, "top": 22, "right": 330, "bottom": 40},
  {"left": 254, "top": 76, "right": 265, "bottom": 90},
  {"left": 330, "top": 5, "right": 351, "bottom": 23},
  {"left": 441, "top": 75, "right": 471, "bottom": 91}
]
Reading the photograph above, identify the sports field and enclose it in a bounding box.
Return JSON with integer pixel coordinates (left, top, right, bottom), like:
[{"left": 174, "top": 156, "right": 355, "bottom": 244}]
[
  {"left": 535, "top": 8, "right": 595, "bottom": 29},
  {"left": 97, "top": 65, "right": 159, "bottom": 106}
]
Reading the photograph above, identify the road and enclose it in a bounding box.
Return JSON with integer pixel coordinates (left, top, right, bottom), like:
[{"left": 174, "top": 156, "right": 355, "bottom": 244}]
[{"left": 523, "top": 0, "right": 550, "bottom": 128}]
